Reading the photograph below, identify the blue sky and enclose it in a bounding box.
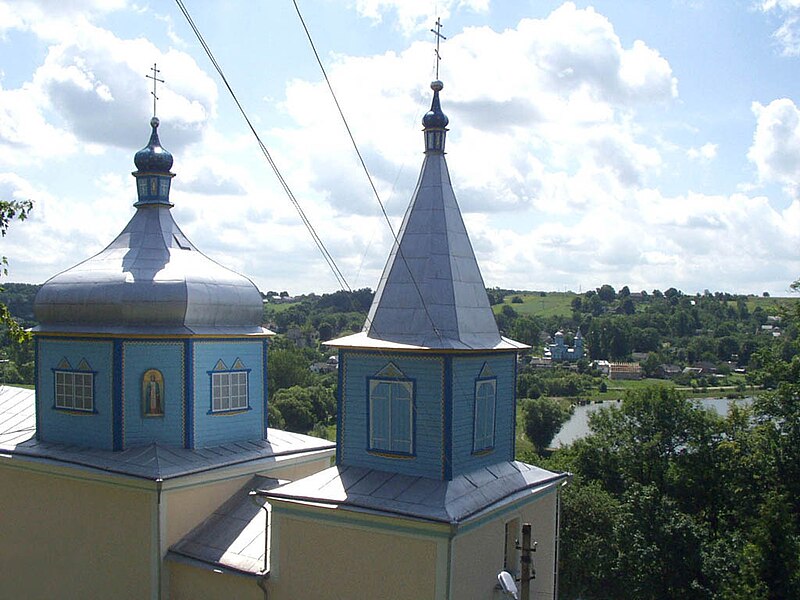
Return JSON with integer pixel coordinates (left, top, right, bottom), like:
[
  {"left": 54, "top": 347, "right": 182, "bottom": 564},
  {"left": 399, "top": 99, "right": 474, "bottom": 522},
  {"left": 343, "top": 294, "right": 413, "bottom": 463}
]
[{"left": 1, "top": 0, "right": 799, "bottom": 296}]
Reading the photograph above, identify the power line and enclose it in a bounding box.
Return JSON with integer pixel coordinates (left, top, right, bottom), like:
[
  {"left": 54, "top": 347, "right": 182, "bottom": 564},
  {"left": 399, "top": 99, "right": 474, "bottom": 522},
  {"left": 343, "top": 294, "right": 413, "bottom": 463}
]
[
  {"left": 291, "top": 0, "right": 449, "bottom": 346},
  {"left": 174, "top": 0, "right": 351, "bottom": 293}
]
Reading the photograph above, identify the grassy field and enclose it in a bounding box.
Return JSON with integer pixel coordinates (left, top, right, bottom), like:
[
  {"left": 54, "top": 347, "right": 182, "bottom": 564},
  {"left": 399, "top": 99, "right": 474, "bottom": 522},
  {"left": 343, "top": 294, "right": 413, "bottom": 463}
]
[
  {"left": 728, "top": 296, "right": 794, "bottom": 314},
  {"left": 493, "top": 291, "right": 577, "bottom": 319}
]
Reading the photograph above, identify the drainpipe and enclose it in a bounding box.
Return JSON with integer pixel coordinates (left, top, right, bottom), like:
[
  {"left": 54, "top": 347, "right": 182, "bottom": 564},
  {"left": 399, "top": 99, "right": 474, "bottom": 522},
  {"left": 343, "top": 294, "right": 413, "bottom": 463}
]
[
  {"left": 249, "top": 490, "right": 270, "bottom": 600},
  {"left": 553, "top": 477, "right": 571, "bottom": 600}
]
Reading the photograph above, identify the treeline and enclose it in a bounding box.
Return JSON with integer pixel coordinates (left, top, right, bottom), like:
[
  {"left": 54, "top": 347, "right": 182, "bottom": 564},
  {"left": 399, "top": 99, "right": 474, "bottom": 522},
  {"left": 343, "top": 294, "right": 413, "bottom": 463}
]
[
  {"left": 493, "top": 285, "right": 784, "bottom": 368},
  {"left": 533, "top": 292, "right": 800, "bottom": 599}
]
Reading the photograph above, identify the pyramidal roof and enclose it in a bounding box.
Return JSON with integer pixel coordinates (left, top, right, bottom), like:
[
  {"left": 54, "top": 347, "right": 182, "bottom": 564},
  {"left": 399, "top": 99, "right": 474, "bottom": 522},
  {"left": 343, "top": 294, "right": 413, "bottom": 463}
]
[{"left": 330, "top": 81, "right": 526, "bottom": 352}]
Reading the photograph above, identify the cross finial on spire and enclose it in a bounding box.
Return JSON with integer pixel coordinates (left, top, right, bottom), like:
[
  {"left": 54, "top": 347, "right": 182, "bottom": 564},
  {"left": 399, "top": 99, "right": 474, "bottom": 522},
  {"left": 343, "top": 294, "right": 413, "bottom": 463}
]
[
  {"left": 430, "top": 17, "right": 446, "bottom": 80},
  {"left": 146, "top": 63, "right": 164, "bottom": 118}
]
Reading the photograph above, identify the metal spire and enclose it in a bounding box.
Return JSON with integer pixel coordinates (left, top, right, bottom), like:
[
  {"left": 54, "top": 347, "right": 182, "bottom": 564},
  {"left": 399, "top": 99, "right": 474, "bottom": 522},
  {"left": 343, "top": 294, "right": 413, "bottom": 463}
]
[
  {"left": 430, "top": 17, "right": 446, "bottom": 80},
  {"left": 146, "top": 63, "right": 164, "bottom": 117}
]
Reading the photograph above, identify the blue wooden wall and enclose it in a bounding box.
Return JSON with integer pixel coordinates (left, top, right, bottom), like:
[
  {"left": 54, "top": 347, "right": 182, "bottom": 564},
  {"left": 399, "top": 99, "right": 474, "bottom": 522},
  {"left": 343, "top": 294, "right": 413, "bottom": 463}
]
[
  {"left": 191, "top": 340, "right": 266, "bottom": 448},
  {"left": 338, "top": 349, "right": 518, "bottom": 480},
  {"left": 339, "top": 351, "right": 445, "bottom": 479},
  {"left": 450, "top": 352, "right": 516, "bottom": 477},
  {"left": 36, "top": 338, "right": 114, "bottom": 449},
  {"left": 122, "top": 341, "right": 185, "bottom": 448}
]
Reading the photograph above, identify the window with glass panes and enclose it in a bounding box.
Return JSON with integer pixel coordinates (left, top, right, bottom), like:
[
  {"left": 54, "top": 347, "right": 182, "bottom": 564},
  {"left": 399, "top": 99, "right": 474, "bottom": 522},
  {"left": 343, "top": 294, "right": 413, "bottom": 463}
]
[
  {"left": 368, "top": 378, "right": 414, "bottom": 454},
  {"left": 212, "top": 370, "right": 249, "bottom": 412},
  {"left": 55, "top": 370, "right": 94, "bottom": 411}
]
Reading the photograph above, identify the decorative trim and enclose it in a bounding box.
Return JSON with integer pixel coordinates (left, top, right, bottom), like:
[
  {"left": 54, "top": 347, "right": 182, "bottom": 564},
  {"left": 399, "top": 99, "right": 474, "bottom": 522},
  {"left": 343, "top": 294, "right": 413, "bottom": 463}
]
[
  {"left": 184, "top": 340, "right": 194, "bottom": 449},
  {"left": 113, "top": 340, "right": 123, "bottom": 450},
  {"left": 34, "top": 336, "right": 41, "bottom": 441},
  {"left": 512, "top": 352, "right": 519, "bottom": 458},
  {"left": 443, "top": 356, "right": 453, "bottom": 480},
  {"left": 262, "top": 338, "right": 269, "bottom": 438},
  {"left": 336, "top": 350, "right": 346, "bottom": 465}
]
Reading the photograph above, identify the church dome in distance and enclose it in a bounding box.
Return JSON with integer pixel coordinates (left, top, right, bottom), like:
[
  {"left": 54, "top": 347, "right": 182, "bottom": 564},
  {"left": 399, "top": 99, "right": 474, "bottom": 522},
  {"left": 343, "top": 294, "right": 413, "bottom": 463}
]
[{"left": 34, "top": 118, "right": 266, "bottom": 335}]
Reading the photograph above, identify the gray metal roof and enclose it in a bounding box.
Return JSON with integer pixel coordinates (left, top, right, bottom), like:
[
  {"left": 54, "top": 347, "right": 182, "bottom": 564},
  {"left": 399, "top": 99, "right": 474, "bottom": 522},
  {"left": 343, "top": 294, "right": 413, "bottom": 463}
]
[
  {"left": 329, "top": 82, "right": 514, "bottom": 351},
  {"left": 259, "top": 461, "right": 567, "bottom": 525},
  {"left": 34, "top": 205, "right": 266, "bottom": 335},
  {"left": 34, "top": 119, "right": 266, "bottom": 336},
  {"left": 168, "top": 474, "right": 281, "bottom": 576},
  {"left": 0, "top": 386, "right": 334, "bottom": 480}
]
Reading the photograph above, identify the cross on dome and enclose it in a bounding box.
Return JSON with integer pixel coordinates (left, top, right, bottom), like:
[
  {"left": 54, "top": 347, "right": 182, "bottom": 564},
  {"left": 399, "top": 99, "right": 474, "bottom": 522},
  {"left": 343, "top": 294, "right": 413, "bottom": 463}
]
[{"left": 146, "top": 62, "right": 164, "bottom": 118}]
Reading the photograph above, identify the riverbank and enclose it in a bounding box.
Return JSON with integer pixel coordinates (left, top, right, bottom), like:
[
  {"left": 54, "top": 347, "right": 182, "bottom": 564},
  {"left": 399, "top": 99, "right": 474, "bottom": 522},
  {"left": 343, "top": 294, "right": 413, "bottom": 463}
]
[{"left": 580, "top": 377, "right": 760, "bottom": 403}]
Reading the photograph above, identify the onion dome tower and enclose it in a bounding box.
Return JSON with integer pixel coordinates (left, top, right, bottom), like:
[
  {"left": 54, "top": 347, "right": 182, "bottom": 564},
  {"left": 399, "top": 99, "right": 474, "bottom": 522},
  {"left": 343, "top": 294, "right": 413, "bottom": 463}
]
[
  {"left": 33, "top": 118, "right": 273, "bottom": 451},
  {"left": 325, "top": 80, "right": 528, "bottom": 482}
]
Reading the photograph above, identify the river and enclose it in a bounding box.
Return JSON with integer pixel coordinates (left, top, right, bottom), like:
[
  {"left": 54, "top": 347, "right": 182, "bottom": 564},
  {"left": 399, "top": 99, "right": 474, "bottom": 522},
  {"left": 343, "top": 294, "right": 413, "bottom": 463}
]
[{"left": 551, "top": 397, "right": 752, "bottom": 448}]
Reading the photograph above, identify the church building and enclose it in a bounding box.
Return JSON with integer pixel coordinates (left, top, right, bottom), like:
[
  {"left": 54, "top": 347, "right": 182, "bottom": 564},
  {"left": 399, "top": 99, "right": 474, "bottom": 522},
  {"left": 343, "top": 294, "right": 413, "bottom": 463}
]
[{"left": 0, "top": 75, "right": 566, "bottom": 599}]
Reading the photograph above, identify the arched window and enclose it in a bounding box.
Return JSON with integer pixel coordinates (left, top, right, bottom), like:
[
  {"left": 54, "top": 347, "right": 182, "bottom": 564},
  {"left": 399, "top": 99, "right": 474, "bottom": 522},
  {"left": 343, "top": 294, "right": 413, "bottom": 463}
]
[
  {"left": 473, "top": 363, "right": 496, "bottom": 453},
  {"left": 368, "top": 362, "right": 414, "bottom": 455}
]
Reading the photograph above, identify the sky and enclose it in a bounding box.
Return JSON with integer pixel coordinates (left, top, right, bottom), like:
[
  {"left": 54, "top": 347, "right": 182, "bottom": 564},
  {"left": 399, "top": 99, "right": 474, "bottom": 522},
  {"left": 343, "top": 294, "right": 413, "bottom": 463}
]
[{"left": 1, "top": 0, "right": 799, "bottom": 297}]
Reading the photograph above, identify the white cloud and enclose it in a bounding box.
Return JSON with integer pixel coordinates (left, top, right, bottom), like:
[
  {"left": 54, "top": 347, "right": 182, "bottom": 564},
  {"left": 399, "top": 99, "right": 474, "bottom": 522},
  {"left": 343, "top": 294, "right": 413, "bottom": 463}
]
[
  {"left": 761, "top": 0, "right": 800, "bottom": 55},
  {"left": 349, "top": 0, "right": 489, "bottom": 35},
  {"left": 687, "top": 142, "right": 718, "bottom": 160},
  {"left": 0, "top": 1, "right": 216, "bottom": 165},
  {"left": 748, "top": 98, "right": 800, "bottom": 195}
]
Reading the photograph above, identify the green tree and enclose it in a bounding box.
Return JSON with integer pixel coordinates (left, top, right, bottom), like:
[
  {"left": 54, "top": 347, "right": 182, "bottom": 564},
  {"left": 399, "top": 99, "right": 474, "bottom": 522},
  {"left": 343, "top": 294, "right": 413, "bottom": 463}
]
[
  {"left": 271, "top": 384, "right": 336, "bottom": 433},
  {"left": 521, "top": 397, "right": 572, "bottom": 453},
  {"left": 0, "top": 199, "right": 33, "bottom": 343},
  {"left": 267, "top": 339, "right": 310, "bottom": 396}
]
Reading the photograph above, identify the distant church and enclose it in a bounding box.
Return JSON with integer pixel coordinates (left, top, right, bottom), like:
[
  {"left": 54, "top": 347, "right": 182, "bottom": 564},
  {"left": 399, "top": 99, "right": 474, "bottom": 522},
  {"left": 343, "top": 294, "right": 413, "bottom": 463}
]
[
  {"left": 0, "top": 75, "right": 567, "bottom": 599},
  {"left": 544, "top": 330, "right": 584, "bottom": 361}
]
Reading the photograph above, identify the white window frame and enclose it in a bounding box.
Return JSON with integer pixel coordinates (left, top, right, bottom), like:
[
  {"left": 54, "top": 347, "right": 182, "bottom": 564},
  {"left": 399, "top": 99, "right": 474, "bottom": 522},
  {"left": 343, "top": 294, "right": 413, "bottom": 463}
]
[
  {"left": 473, "top": 377, "right": 496, "bottom": 452},
  {"left": 211, "top": 370, "right": 249, "bottom": 413},
  {"left": 368, "top": 378, "right": 414, "bottom": 455},
  {"left": 54, "top": 370, "right": 94, "bottom": 412}
]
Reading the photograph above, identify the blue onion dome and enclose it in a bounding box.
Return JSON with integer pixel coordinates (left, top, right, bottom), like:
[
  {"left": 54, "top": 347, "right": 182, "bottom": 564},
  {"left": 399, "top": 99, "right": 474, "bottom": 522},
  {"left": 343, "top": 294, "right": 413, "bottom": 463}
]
[
  {"left": 134, "top": 117, "right": 173, "bottom": 173},
  {"left": 422, "top": 80, "right": 449, "bottom": 129}
]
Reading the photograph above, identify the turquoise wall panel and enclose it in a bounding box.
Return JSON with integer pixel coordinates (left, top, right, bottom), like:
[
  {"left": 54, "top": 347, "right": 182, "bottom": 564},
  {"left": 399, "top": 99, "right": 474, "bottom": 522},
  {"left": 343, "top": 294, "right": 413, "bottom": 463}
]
[
  {"left": 122, "top": 341, "right": 185, "bottom": 448},
  {"left": 36, "top": 338, "right": 114, "bottom": 449},
  {"left": 192, "top": 340, "right": 265, "bottom": 448},
  {"left": 339, "top": 351, "right": 444, "bottom": 479},
  {"left": 450, "top": 353, "right": 516, "bottom": 477}
]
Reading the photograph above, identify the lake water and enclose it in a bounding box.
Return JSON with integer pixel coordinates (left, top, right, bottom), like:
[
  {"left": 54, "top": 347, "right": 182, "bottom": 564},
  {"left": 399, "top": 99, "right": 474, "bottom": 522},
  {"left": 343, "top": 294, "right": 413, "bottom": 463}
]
[{"left": 551, "top": 397, "right": 751, "bottom": 448}]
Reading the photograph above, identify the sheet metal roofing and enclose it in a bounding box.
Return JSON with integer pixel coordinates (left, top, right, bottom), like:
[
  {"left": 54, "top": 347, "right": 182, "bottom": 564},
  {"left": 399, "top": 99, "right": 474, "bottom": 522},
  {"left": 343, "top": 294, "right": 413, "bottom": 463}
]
[
  {"left": 259, "top": 461, "right": 567, "bottom": 525},
  {"left": 329, "top": 82, "right": 516, "bottom": 352},
  {"left": 34, "top": 118, "right": 266, "bottom": 336},
  {"left": 0, "top": 386, "right": 334, "bottom": 480},
  {"left": 168, "top": 475, "right": 280, "bottom": 576}
]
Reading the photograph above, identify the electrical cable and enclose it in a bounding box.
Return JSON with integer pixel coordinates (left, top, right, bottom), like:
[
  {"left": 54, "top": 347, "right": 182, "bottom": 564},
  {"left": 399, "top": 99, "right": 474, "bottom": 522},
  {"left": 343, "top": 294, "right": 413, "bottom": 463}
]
[
  {"left": 291, "top": 0, "right": 449, "bottom": 346},
  {"left": 174, "top": 0, "right": 352, "bottom": 293}
]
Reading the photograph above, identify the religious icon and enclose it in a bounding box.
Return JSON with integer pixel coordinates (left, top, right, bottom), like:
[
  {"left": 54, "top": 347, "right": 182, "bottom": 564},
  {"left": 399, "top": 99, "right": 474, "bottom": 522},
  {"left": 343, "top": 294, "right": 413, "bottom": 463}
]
[{"left": 142, "top": 369, "right": 164, "bottom": 416}]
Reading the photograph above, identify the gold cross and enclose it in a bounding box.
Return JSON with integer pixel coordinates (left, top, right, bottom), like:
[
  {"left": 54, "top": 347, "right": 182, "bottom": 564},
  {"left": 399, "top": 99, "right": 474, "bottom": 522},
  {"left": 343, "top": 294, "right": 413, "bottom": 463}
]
[
  {"left": 430, "top": 17, "right": 446, "bottom": 80},
  {"left": 146, "top": 63, "right": 164, "bottom": 117}
]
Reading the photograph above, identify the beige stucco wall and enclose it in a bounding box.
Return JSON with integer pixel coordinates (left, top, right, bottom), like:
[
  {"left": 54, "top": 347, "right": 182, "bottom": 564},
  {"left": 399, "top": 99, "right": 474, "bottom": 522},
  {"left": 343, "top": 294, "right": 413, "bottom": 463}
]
[
  {"left": 168, "top": 561, "right": 263, "bottom": 600},
  {"left": 165, "top": 474, "right": 255, "bottom": 546},
  {"left": 0, "top": 461, "right": 156, "bottom": 600},
  {"left": 450, "top": 489, "right": 559, "bottom": 600},
  {"left": 164, "top": 451, "right": 333, "bottom": 546},
  {"left": 269, "top": 507, "right": 442, "bottom": 600}
]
